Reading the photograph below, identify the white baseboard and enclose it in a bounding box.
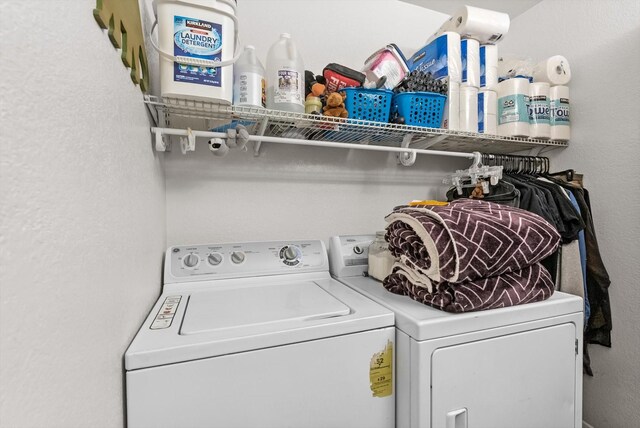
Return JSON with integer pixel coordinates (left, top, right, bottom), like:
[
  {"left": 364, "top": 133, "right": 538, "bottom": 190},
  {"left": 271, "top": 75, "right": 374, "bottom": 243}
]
[{"left": 583, "top": 421, "right": 595, "bottom": 428}]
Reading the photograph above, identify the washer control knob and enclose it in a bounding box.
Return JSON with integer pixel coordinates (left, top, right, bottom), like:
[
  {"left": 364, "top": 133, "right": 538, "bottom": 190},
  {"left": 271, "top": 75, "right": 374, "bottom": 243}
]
[
  {"left": 183, "top": 253, "right": 199, "bottom": 268},
  {"left": 353, "top": 245, "right": 364, "bottom": 255},
  {"left": 231, "top": 251, "right": 245, "bottom": 264},
  {"left": 207, "top": 253, "right": 223, "bottom": 266},
  {"left": 284, "top": 246, "right": 298, "bottom": 261}
]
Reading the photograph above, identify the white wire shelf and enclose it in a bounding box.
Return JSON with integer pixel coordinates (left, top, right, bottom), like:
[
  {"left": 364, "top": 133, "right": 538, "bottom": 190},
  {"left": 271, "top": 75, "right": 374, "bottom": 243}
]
[{"left": 144, "top": 95, "right": 568, "bottom": 156}]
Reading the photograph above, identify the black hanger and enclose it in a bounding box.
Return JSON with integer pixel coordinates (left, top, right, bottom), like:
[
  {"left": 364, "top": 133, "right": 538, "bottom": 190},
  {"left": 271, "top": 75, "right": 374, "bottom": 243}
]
[{"left": 548, "top": 168, "right": 574, "bottom": 181}]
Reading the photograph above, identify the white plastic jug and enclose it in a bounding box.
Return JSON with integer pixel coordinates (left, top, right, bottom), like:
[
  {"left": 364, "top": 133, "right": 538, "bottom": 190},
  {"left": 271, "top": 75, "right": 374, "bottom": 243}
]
[
  {"left": 153, "top": 0, "right": 239, "bottom": 103},
  {"left": 233, "top": 45, "right": 266, "bottom": 108},
  {"left": 266, "top": 33, "right": 305, "bottom": 112}
]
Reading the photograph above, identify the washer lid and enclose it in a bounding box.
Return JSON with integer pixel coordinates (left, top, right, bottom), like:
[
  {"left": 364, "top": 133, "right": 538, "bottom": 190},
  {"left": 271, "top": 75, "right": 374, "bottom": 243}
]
[
  {"left": 181, "top": 281, "right": 350, "bottom": 335},
  {"left": 124, "top": 276, "right": 394, "bottom": 370}
]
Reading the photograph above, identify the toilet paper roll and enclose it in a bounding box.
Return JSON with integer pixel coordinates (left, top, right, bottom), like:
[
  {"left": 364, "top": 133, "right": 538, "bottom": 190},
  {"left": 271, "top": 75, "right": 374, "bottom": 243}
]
[
  {"left": 529, "top": 82, "right": 551, "bottom": 139},
  {"left": 497, "top": 78, "right": 530, "bottom": 137},
  {"left": 443, "top": 81, "right": 461, "bottom": 130},
  {"left": 409, "top": 32, "right": 461, "bottom": 83},
  {"left": 550, "top": 85, "right": 570, "bottom": 141},
  {"left": 480, "top": 44, "right": 498, "bottom": 89},
  {"left": 438, "top": 5, "right": 510, "bottom": 45},
  {"left": 478, "top": 90, "right": 497, "bottom": 134},
  {"left": 461, "top": 38, "right": 480, "bottom": 87},
  {"left": 460, "top": 86, "right": 479, "bottom": 133},
  {"left": 533, "top": 55, "right": 571, "bottom": 86}
]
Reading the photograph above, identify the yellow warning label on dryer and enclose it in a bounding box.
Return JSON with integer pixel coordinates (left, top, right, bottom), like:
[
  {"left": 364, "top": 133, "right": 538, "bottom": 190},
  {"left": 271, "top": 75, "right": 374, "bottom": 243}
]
[{"left": 370, "top": 340, "right": 393, "bottom": 397}]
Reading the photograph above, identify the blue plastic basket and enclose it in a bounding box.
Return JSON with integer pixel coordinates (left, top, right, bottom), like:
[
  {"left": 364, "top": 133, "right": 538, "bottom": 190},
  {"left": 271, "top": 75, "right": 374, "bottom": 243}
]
[
  {"left": 341, "top": 88, "right": 393, "bottom": 123},
  {"left": 392, "top": 92, "right": 446, "bottom": 128}
]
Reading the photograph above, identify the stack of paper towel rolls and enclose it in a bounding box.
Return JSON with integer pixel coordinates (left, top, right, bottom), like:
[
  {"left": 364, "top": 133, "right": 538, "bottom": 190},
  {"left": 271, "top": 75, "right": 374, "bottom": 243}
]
[
  {"left": 532, "top": 55, "right": 571, "bottom": 141},
  {"left": 432, "top": 5, "right": 508, "bottom": 134}
]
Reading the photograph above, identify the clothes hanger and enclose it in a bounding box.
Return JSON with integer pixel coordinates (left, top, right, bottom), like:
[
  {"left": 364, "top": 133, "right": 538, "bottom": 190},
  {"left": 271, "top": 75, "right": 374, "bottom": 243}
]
[{"left": 445, "top": 152, "right": 503, "bottom": 195}]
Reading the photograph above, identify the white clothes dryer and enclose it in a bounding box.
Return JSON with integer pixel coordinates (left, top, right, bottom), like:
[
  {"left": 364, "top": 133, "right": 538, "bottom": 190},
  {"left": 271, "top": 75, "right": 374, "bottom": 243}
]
[
  {"left": 329, "top": 235, "right": 584, "bottom": 428},
  {"left": 126, "top": 240, "right": 395, "bottom": 428}
]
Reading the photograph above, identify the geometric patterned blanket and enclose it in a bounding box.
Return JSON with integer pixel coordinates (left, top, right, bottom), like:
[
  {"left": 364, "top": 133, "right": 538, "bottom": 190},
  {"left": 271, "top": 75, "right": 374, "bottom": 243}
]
[
  {"left": 385, "top": 199, "right": 560, "bottom": 284},
  {"left": 383, "top": 262, "right": 555, "bottom": 313}
]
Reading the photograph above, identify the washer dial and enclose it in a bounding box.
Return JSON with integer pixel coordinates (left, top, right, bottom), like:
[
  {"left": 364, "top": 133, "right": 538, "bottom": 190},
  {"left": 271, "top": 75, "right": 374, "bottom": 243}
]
[
  {"left": 207, "top": 252, "right": 223, "bottom": 266},
  {"left": 183, "top": 253, "right": 200, "bottom": 268},
  {"left": 230, "top": 251, "right": 246, "bottom": 264},
  {"left": 280, "top": 245, "right": 302, "bottom": 266}
]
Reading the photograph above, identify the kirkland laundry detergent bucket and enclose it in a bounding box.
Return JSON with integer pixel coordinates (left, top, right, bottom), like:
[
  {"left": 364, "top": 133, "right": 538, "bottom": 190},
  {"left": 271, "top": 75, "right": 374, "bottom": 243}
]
[{"left": 153, "top": 0, "right": 239, "bottom": 103}]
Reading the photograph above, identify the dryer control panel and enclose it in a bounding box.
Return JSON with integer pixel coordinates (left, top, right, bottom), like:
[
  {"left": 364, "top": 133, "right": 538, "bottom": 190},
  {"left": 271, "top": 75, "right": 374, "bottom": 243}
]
[
  {"left": 165, "top": 240, "right": 328, "bottom": 282},
  {"left": 329, "top": 235, "right": 375, "bottom": 278}
]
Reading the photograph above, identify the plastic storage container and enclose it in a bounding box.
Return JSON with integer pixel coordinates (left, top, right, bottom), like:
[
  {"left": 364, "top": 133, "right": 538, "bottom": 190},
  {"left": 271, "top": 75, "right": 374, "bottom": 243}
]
[
  {"left": 156, "top": 0, "right": 238, "bottom": 103},
  {"left": 361, "top": 44, "right": 409, "bottom": 90},
  {"left": 266, "top": 33, "right": 305, "bottom": 113},
  {"left": 391, "top": 92, "right": 446, "bottom": 127},
  {"left": 368, "top": 231, "right": 396, "bottom": 282},
  {"left": 341, "top": 88, "right": 393, "bottom": 122},
  {"left": 233, "top": 45, "right": 266, "bottom": 108}
]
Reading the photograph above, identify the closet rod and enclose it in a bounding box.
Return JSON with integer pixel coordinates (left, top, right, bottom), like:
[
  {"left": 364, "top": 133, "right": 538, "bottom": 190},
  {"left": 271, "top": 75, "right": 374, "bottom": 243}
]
[{"left": 151, "top": 127, "right": 477, "bottom": 161}]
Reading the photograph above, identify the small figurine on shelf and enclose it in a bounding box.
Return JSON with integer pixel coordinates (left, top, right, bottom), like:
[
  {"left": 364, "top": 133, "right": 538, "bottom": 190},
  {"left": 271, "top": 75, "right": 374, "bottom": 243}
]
[
  {"left": 323, "top": 92, "right": 348, "bottom": 118},
  {"left": 305, "top": 71, "right": 326, "bottom": 115},
  {"left": 305, "top": 71, "right": 326, "bottom": 99}
]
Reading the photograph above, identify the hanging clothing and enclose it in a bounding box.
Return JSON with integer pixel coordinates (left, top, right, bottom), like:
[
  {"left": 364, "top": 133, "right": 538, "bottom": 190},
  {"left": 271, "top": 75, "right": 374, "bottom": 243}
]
[
  {"left": 567, "top": 191, "right": 590, "bottom": 326},
  {"left": 548, "top": 180, "right": 612, "bottom": 347},
  {"left": 446, "top": 180, "right": 520, "bottom": 207}
]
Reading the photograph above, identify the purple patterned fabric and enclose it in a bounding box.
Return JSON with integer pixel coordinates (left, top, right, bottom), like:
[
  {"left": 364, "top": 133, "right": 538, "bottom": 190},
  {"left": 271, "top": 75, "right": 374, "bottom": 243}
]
[
  {"left": 385, "top": 199, "right": 560, "bottom": 284},
  {"left": 383, "top": 262, "right": 554, "bottom": 313}
]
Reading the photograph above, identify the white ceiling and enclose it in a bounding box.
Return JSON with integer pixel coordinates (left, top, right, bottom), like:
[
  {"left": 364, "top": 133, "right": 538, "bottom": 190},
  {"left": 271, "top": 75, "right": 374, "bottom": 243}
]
[{"left": 399, "top": 0, "right": 542, "bottom": 19}]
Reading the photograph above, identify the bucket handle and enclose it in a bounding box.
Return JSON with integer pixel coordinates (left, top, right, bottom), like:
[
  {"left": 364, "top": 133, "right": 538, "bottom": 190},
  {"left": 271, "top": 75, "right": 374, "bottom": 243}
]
[{"left": 150, "top": 1, "right": 241, "bottom": 68}]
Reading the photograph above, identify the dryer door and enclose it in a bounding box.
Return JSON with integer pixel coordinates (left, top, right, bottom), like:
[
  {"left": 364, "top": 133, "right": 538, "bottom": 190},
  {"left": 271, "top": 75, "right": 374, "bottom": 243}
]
[{"left": 431, "top": 323, "right": 576, "bottom": 428}]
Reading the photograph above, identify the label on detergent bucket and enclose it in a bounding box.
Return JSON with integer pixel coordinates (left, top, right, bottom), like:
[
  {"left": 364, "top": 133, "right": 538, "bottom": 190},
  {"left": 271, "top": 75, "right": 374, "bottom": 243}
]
[
  {"left": 274, "top": 68, "right": 303, "bottom": 105},
  {"left": 369, "top": 340, "right": 393, "bottom": 398},
  {"left": 551, "top": 98, "right": 570, "bottom": 125},
  {"left": 529, "top": 95, "right": 550, "bottom": 124},
  {"left": 173, "top": 16, "right": 222, "bottom": 87},
  {"left": 498, "top": 94, "right": 530, "bottom": 124}
]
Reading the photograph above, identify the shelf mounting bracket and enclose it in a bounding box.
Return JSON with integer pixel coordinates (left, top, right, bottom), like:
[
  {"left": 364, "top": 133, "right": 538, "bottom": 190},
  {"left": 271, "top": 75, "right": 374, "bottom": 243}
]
[
  {"left": 154, "top": 128, "right": 171, "bottom": 152},
  {"left": 253, "top": 117, "right": 270, "bottom": 157},
  {"left": 179, "top": 128, "right": 196, "bottom": 154},
  {"left": 397, "top": 134, "right": 417, "bottom": 167}
]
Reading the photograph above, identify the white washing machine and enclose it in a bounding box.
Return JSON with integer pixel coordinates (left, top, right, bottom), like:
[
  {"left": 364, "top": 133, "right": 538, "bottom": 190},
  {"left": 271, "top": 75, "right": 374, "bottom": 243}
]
[
  {"left": 125, "top": 240, "right": 395, "bottom": 428},
  {"left": 329, "top": 235, "right": 584, "bottom": 428}
]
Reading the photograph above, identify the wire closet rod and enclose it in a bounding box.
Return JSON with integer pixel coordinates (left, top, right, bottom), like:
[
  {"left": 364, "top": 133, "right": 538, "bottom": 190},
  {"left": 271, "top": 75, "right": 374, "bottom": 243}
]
[{"left": 151, "top": 127, "right": 478, "bottom": 161}]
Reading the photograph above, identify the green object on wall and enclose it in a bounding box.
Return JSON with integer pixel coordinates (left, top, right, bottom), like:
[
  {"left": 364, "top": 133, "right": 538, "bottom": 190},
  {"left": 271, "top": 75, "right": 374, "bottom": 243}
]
[{"left": 94, "top": 0, "right": 150, "bottom": 93}]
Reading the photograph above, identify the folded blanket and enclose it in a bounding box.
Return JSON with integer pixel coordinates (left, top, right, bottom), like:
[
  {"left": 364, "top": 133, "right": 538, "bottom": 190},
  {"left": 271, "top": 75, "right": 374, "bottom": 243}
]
[
  {"left": 383, "top": 262, "right": 555, "bottom": 313},
  {"left": 385, "top": 199, "right": 560, "bottom": 284}
]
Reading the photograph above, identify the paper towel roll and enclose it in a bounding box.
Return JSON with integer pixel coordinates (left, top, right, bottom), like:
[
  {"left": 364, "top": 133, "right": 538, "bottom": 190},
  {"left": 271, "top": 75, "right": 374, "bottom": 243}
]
[
  {"left": 480, "top": 44, "right": 498, "bottom": 89},
  {"left": 460, "top": 86, "right": 479, "bottom": 133},
  {"left": 461, "top": 38, "right": 480, "bottom": 88},
  {"left": 550, "top": 85, "right": 570, "bottom": 141},
  {"left": 497, "top": 78, "right": 530, "bottom": 137},
  {"left": 533, "top": 55, "right": 571, "bottom": 86},
  {"left": 439, "top": 5, "right": 510, "bottom": 44},
  {"left": 443, "top": 81, "right": 461, "bottom": 130},
  {"left": 410, "top": 32, "right": 461, "bottom": 84},
  {"left": 478, "top": 90, "right": 497, "bottom": 134},
  {"left": 529, "top": 82, "right": 551, "bottom": 139}
]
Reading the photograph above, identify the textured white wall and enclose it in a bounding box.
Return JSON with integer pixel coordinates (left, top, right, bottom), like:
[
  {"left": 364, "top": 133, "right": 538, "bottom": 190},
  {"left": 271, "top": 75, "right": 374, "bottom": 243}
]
[
  {"left": 0, "top": 1, "right": 165, "bottom": 427},
  {"left": 164, "top": 0, "right": 469, "bottom": 246},
  {"left": 501, "top": 1, "right": 640, "bottom": 427}
]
